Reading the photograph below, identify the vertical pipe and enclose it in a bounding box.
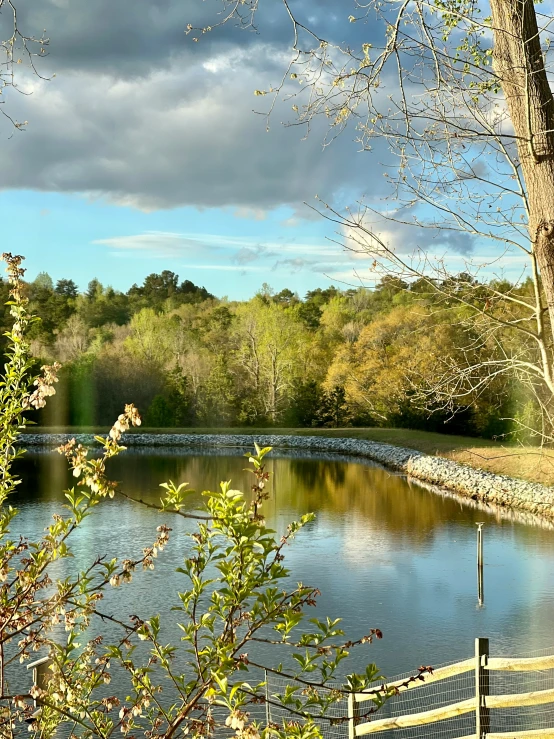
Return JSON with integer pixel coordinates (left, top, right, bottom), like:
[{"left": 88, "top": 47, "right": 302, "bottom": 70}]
[
  {"left": 475, "top": 637, "right": 490, "bottom": 739},
  {"left": 476, "top": 523, "right": 484, "bottom": 607}
]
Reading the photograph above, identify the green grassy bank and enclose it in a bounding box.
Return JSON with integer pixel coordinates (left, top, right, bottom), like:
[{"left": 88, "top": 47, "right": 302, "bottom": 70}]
[{"left": 24, "top": 426, "right": 554, "bottom": 487}]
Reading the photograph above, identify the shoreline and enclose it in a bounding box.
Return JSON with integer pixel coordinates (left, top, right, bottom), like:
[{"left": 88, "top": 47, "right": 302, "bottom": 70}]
[{"left": 21, "top": 432, "right": 554, "bottom": 522}]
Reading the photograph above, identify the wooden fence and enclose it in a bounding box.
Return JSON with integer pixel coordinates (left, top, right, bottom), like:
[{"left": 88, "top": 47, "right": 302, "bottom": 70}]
[{"left": 348, "top": 638, "right": 554, "bottom": 739}]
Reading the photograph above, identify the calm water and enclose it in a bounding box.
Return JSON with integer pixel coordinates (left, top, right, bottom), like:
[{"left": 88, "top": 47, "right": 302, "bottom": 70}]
[{"left": 11, "top": 445, "right": 554, "bottom": 682}]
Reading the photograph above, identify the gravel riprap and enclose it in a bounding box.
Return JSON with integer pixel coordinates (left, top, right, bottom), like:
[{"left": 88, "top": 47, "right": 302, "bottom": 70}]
[{"left": 20, "top": 432, "right": 554, "bottom": 520}]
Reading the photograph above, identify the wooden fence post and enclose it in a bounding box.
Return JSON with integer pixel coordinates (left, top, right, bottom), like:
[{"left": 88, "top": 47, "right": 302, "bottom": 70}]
[
  {"left": 264, "top": 669, "right": 270, "bottom": 728},
  {"left": 348, "top": 692, "right": 359, "bottom": 739},
  {"left": 475, "top": 637, "right": 490, "bottom": 739}
]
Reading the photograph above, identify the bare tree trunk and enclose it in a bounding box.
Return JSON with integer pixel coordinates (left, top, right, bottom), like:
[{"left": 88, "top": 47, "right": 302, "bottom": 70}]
[{"left": 491, "top": 0, "right": 554, "bottom": 354}]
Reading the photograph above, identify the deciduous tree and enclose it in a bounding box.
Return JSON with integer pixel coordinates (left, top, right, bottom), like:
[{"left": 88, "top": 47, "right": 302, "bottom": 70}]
[{"left": 195, "top": 0, "right": 554, "bottom": 438}]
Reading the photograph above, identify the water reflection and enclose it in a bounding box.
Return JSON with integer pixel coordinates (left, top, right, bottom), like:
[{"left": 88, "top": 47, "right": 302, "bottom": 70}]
[{"left": 9, "top": 448, "right": 554, "bottom": 678}]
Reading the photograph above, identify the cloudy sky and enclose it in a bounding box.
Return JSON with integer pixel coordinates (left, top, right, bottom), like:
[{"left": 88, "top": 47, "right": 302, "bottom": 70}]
[{"left": 0, "top": 0, "right": 528, "bottom": 298}]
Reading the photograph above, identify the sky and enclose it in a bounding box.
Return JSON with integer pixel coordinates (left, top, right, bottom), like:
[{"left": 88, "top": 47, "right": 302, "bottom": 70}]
[{"left": 0, "top": 0, "right": 532, "bottom": 299}]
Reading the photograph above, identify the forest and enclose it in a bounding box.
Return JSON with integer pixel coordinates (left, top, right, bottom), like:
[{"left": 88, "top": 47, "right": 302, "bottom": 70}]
[{"left": 2, "top": 268, "right": 538, "bottom": 439}]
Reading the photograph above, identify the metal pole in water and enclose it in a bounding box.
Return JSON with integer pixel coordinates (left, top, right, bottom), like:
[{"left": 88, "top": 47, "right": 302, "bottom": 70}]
[{"left": 476, "top": 523, "right": 484, "bottom": 607}]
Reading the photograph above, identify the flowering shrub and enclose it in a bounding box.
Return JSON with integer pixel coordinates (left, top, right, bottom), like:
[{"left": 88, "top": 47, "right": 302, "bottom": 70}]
[{"left": 0, "top": 255, "right": 428, "bottom": 738}]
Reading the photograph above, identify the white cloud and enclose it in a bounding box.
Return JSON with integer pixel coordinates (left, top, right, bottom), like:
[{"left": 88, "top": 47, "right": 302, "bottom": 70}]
[
  {"left": 93, "top": 232, "right": 222, "bottom": 258},
  {"left": 185, "top": 264, "right": 266, "bottom": 272},
  {"left": 94, "top": 228, "right": 355, "bottom": 277},
  {"left": 95, "top": 230, "right": 343, "bottom": 257}
]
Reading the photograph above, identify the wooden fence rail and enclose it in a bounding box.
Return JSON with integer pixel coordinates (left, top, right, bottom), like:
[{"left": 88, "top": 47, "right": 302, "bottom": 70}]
[{"left": 348, "top": 638, "right": 554, "bottom": 739}]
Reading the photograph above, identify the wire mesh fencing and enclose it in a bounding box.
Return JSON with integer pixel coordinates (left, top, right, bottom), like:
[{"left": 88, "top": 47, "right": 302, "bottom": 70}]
[
  {"left": 356, "top": 659, "right": 476, "bottom": 739},
  {"left": 260, "top": 638, "right": 554, "bottom": 739},
  {"left": 10, "top": 639, "right": 554, "bottom": 737},
  {"left": 487, "top": 641, "right": 554, "bottom": 738},
  {"left": 265, "top": 671, "right": 348, "bottom": 739}
]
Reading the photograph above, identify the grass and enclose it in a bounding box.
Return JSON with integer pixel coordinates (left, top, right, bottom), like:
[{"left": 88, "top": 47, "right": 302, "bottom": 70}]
[{"left": 25, "top": 425, "right": 554, "bottom": 487}]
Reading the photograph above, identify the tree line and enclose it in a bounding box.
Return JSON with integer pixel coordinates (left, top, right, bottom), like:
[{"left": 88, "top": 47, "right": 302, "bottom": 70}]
[{"left": 1, "top": 269, "right": 538, "bottom": 438}]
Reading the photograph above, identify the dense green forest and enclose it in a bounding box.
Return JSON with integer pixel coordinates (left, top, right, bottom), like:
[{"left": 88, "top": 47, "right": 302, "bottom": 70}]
[{"left": 3, "top": 269, "right": 537, "bottom": 437}]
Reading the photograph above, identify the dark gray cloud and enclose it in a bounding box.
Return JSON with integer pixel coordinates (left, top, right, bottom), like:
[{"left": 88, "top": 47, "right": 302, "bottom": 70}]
[
  {"left": 440, "top": 230, "right": 476, "bottom": 255},
  {"left": 0, "top": 0, "right": 390, "bottom": 214},
  {"left": 7, "top": 0, "right": 243, "bottom": 77},
  {"left": 1, "top": 44, "right": 385, "bottom": 211},
  {"left": 343, "top": 205, "right": 478, "bottom": 258},
  {"left": 7, "top": 0, "right": 375, "bottom": 77},
  {"left": 272, "top": 257, "right": 314, "bottom": 273},
  {"left": 234, "top": 244, "right": 271, "bottom": 265}
]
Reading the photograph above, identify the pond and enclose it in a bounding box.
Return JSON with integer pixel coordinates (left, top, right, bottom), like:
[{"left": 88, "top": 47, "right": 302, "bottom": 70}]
[{"left": 12, "top": 445, "right": 554, "bottom": 677}]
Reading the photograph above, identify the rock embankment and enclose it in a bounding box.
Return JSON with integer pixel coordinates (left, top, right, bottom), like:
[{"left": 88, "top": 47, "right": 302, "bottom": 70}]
[{"left": 21, "top": 432, "right": 554, "bottom": 520}]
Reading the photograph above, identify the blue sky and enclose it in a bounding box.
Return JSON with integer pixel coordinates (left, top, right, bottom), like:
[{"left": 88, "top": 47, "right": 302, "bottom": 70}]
[{"left": 3, "top": 189, "right": 363, "bottom": 298}]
